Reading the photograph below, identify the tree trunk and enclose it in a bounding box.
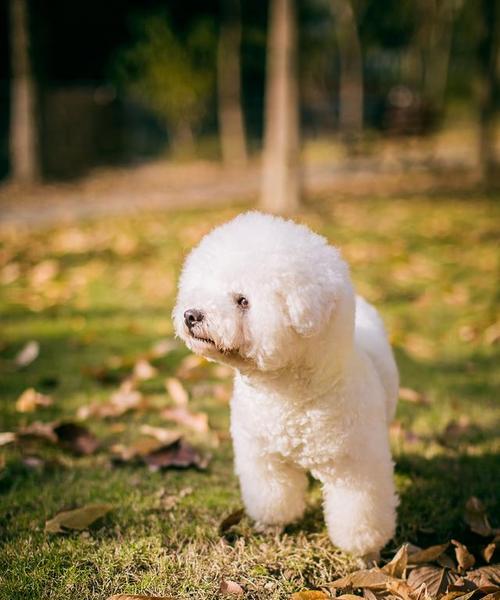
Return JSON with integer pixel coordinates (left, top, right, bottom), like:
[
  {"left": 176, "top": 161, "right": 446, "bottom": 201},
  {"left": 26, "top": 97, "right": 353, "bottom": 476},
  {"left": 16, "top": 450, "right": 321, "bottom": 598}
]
[
  {"left": 418, "top": 0, "right": 463, "bottom": 119},
  {"left": 217, "top": 0, "right": 247, "bottom": 166},
  {"left": 478, "top": 0, "right": 500, "bottom": 183},
  {"left": 332, "top": 0, "right": 363, "bottom": 144},
  {"left": 9, "top": 0, "right": 39, "bottom": 182},
  {"left": 260, "top": 0, "right": 300, "bottom": 215}
]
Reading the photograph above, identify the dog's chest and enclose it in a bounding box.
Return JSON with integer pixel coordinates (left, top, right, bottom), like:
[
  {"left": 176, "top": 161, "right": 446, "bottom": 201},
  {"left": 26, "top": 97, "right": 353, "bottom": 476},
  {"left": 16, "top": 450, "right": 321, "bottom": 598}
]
[{"left": 234, "top": 388, "right": 346, "bottom": 467}]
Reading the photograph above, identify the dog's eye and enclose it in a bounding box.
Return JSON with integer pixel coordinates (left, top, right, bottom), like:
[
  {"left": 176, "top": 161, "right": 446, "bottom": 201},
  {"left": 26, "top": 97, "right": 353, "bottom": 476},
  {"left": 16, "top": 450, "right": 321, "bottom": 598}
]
[{"left": 236, "top": 295, "right": 249, "bottom": 309}]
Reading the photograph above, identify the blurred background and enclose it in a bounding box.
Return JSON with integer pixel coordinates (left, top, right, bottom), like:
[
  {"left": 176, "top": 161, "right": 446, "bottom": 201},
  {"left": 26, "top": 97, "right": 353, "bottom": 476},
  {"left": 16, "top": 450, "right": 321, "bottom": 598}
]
[{"left": 0, "top": 0, "right": 498, "bottom": 214}]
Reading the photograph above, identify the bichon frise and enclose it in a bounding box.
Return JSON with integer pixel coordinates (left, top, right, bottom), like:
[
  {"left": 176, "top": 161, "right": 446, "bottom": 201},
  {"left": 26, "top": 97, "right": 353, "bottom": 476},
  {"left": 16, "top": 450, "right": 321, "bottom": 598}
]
[{"left": 173, "top": 212, "right": 399, "bottom": 556}]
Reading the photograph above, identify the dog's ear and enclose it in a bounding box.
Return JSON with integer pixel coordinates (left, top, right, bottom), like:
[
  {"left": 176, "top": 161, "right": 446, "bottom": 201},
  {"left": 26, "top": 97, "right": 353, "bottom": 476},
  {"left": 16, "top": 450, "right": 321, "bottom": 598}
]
[{"left": 284, "top": 284, "right": 336, "bottom": 337}]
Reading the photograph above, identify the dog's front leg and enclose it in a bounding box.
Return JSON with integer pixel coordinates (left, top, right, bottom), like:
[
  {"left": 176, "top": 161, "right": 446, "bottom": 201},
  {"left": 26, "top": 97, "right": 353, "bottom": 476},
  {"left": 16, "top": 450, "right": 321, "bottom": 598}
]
[
  {"left": 315, "top": 457, "right": 398, "bottom": 557},
  {"left": 233, "top": 439, "right": 307, "bottom": 528}
]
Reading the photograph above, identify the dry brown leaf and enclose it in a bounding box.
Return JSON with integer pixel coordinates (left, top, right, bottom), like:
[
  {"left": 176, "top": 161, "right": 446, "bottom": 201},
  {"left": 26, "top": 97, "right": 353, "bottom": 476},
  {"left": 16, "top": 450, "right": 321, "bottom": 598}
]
[
  {"left": 451, "top": 540, "right": 475, "bottom": 572},
  {"left": 175, "top": 354, "right": 207, "bottom": 380},
  {"left": 150, "top": 338, "right": 177, "bottom": 358},
  {"left": 0, "top": 432, "right": 16, "bottom": 446},
  {"left": 408, "top": 543, "right": 449, "bottom": 564},
  {"left": 290, "top": 592, "right": 329, "bottom": 600},
  {"left": 466, "top": 565, "right": 500, "bottom": 588},
  {"left": 133, "top": 359, "right": 158, "bottom": 381},
  {"left": 338, "top": 595, "right": 364, "bottom": 600},
  {"left": 161, "top": 406, "right": 209, "bottom": 433},
  {"left": 165, "top": 377, "right": 189, "bottom": 407},
  {"left": 385, "top": 579, "right": 415, "bottom": 600},
  {"left": 399, "top": 388, "right": 428, "bottom": 405},
  {"left": 330, "top": 569, "right": 393, "bottom": 591},
  {"left": 15, "top": 340, "right": 39, "bottom": 367},
  {"left": 45, "top": 503, "right": 112, "bottom": 533},
  {"left": 383, "top": 544, "right": 408, "bottom": 578},
  {"left": 53, "top": 422, "right": 99, "bottom": 455},
  {"left": 407, "top": 566, "right": 459, "bottom": 597},
  {"left": 139, "top": 425, "right": 181, "bottom": 446},
  {"left": 109, "top": 380, "right": 144, "bottom": 415},
  {"left": 220, "top": 580, "right": 244, "bottom": 596},
  {"left": 17, "top": 421, "right": 58, "bottom": 443},
  {"left": 16, "top": 388, "right": 52, "bottom": 413},
  {"left": 111, "top": 437, "right": 164, "bottom": 462},
  {"left": 219, "top": 508, "right": 245, "bottom": 535},
  {"left": 439, "top": 417, "right": 472, "bottom": 446},
  {"left": 142, "top": 439, "right": 209, "bottom": 470},
  {"left": 483, "top": 543, "right": 497, "bottom": 563},
  {"left": 465, "top": 497, "right": 493, "bottom": 537}
]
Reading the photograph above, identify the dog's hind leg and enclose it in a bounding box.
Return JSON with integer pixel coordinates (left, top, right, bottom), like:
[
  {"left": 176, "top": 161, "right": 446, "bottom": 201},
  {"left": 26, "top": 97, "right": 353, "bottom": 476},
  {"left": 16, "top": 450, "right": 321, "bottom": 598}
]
[{"left": 234, "top": 447, "right": 308, "bottom": 528}]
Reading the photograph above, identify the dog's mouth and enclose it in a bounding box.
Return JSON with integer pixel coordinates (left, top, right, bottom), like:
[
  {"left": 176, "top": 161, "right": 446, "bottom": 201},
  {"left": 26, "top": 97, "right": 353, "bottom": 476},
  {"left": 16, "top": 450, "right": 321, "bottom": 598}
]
[
  {"left": 190, "top": 333, "right": 215, "bottom": 346},
  {"left": 188, "top": 331, "right": 240, "bottom": 357}
]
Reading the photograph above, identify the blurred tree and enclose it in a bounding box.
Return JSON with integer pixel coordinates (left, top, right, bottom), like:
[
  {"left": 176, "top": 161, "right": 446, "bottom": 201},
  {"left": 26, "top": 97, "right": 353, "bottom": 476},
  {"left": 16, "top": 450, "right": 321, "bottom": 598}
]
[
  {"left": 477, "top": 0, "right": 499, "bottom": 182},
  {"left": 331, "top": 0, "right": 363, "bottom": 143},
  {"left": 260, "top": 0, "right": 300, "bottom": 214},
  {"left": 114, "top": 13, "right": 215, "bottom": 156},
  {"left": 217, "top": 0, "right": 247, "bottom": 166},
  {"left": 9, "top": 0, "right": 39, "bottom": 182}
]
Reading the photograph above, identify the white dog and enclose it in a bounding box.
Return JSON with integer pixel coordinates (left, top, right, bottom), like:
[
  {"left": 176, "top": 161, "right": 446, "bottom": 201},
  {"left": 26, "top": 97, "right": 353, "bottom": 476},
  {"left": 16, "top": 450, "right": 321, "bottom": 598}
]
[{"left": 173, "top": 212, "right": 399, "bottom": 556}]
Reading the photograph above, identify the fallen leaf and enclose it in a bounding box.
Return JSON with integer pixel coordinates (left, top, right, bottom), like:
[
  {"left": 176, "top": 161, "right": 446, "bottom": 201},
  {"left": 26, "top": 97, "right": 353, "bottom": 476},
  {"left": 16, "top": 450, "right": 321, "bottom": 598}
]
[
  {"left": 53, "top": 422, "right": 99, "bottom": 455},
  {"left": 109, "top": 380, "right": 144, "bottom": 415},
  {"left": 219, "top": 508, "right": 245, "bottom": 535},
  {"left": 15, "top": 340, "right": 40, "bottom": 368},
  {"left": 161, "top": 407, "right": 209, "bottom": 433},
  {"left": 175, "top": 354, "right": 207, "bottom": 380},
  {"left": 165, "top": 377, "right": 189, "bottom": 407},
  {"left": 466, "top": 566, "right": 500, "bottom": 588},
  {"left": 385, "top": 579, "right": 415, "bottom": 600},
  {"left": 451, "top": 540, "right": 475, "bottom": 572},
  {"left": 45, "top": 503, "right": 112, "bottom": 533},
  {"left": 16, "top": 388, "right": 52, "bottom": 413},
  {"left": 111, "top": 437, "right": 164, "bottom": 462},
  {"left": 150, "top": 338, "right": 177, "bottom": 358},
  {"left": 465, "top": 497, "right": 493, "bottom": 537},
  {"left": 139, "top": 425, "right": 182, "bottom": 446},
  {"left": 408, "top": 543, "right": 449, "bottom": 564},
  {"left": 483, "top": 543, "right": 497, "bottom": 563},
  {"left": 142, "top": 439, "right": 209, "bottom": 470},
  {"left": 220, "top": 579, "right": 244, "bottom": 596},
  {"left": 17, "top": 421, "right": 58, "bottom": 443},
  {"left": 0, "top": 432, "right": 16, "bottom": 446},
  {"left": 399, "top": 387, "right": 428, "bottom": 405},
  {"left": 439, "top": 417, "right": 472, "bottom": 446},
  {"left": 330, "top": 569, "right": 393, "bottom": 590},
  {"left": 291, "top": 593, "right": 329, "bottom": 600},
  {"left": 133, "top": 359, "right": 158, "bottom": 381},
  {"left": 382, "top": 543, "right": 408, "bottom": 578},
  {"left": 79, "top": 381, "right": 145, "bottom": 419},
  {"left": 407, "top": 566, "right": 459, "bottom": 597}
]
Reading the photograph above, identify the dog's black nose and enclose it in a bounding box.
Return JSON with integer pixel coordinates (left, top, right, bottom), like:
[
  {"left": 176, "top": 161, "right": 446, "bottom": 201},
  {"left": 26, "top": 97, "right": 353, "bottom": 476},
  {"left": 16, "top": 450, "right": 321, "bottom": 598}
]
[{"left": 184, "top": 309, "right": 204, "bottom": 329}]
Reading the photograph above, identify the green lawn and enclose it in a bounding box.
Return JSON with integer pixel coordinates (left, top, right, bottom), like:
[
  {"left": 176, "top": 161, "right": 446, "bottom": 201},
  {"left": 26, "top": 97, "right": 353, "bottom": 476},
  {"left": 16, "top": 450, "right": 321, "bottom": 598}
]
[{"left": 0, "top": 195, "right": 499, "bottom": 599}]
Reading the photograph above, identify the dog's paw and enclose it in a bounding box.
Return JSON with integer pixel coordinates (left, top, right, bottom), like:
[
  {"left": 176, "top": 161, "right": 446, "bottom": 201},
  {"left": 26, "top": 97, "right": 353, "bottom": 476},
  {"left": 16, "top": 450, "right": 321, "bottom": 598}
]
[
  {"left": 254, "top": 521, "right": 285, "bottom": 536},
  {"left": 355, "top": 550, "right": 381, "bottom": 569}
]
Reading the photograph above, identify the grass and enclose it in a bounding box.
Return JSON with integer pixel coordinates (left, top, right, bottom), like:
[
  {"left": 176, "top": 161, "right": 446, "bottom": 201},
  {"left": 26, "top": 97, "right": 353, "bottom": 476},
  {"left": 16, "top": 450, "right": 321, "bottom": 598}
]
[{"left": 0, "top": 194, "right": 499, "bottom": 599}]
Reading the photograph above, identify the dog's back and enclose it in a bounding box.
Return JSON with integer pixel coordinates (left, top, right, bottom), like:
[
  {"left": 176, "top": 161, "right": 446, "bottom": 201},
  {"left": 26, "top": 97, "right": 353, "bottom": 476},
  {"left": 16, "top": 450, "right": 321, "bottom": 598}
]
[{"left": 354, "top": 295, "right": 399, "bottom": 422}]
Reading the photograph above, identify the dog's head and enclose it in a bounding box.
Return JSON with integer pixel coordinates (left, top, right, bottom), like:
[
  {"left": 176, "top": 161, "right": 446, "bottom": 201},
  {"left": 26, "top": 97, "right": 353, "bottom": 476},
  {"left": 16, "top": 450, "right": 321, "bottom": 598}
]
[{"left": 173, "top": 212, "right": 355, "bottom": 372}]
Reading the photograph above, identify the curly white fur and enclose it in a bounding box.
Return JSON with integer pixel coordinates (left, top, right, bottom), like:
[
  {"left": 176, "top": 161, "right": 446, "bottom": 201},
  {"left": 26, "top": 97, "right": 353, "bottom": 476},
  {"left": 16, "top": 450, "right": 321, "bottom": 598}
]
[{"left": 173, "top": 212, "right": 399, "bottom": 556}]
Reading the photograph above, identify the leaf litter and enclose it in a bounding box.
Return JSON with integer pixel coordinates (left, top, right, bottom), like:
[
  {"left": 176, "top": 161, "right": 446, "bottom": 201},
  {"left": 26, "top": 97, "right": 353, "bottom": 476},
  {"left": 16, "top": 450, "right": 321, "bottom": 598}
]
[{"left": 45, "top": 503, "right": 112, "bottom": 533}]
